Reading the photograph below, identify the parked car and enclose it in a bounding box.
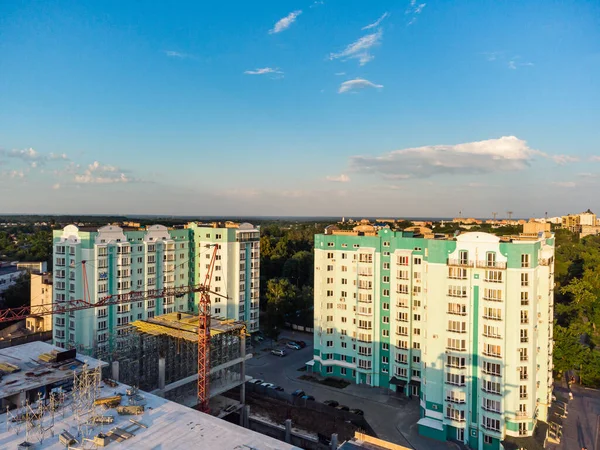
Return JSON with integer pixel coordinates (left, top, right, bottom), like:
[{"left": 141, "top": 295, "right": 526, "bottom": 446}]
[
  {"left": 271, "top": 349, "right": 286, "bottom": 357},
  {"left": 349, "top": 408, "right": 364, "bottom": 416},
  {"left": 335, "top": 405, "right": 350, "bottom": 412},
  {"left": 286, "top": 342, "right": 301, "bottom": 350},
  {"left": 301, "top": 395, "right": 315, "bottom": 401},
  {"left": 324, "top": 400, "right": 339, "bottom": 407},
  {"left": 274, "top": 386, "right": 285, "bottom": 392},
  {"left": 248, "top": 378, "right": 264, "bottom": 384},
  {"left": 296, "top": 341, "right": 307, "bottom": 348},
  {"left": 260, "top": 382, "right": 277, "bottom": 388},
  {"left": 291, "top": 389, "right": 305, "bottom": 397}
]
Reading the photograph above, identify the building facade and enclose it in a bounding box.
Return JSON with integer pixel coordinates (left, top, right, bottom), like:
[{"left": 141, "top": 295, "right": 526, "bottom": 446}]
[
  {"left": 27, "top": 272, "right": 53, "bottom": 332},
  {"left": 51, "top": 222, "right": 259, "bottom": 353},
  {"left": 310, "top": 225, "right": 554, "bottom": 449}
]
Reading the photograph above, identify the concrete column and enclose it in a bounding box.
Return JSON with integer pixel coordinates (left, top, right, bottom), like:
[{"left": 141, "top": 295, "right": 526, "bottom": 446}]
[
  {"left": 244, "top": 405, "right": 250, "bottom": 428},
  {"left": 158, "top": 357, "right": 166, "bottom": 391},
  {"left": 285, "top": 419, "right": 292, "bottom": 443},
  {"left": 240, "top": 333, "right": 246, "bottom": 405},
  {"left": 111, "top": 361, "right": 119, "bottom": 382},
  {"left": 330, "top": 433, "right": 338, "bottom": 450}
]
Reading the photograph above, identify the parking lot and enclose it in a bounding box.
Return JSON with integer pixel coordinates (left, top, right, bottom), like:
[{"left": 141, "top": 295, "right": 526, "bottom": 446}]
[{"left": 247, "top": 331, "right": 456, "bottom": 450}]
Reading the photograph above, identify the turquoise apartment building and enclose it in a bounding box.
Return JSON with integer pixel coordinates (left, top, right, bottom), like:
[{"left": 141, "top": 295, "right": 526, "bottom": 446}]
[
  {"left": 52, "top": 222, "right": 260, "bottom": 354},
  {"left": 309, "top": 222, "right": 554, "bottom": 449}
]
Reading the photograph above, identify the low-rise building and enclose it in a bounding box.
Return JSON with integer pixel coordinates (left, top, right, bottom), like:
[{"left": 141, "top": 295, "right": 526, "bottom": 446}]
[
  {"left": 26, "top": 272, "right": 53, "bottom": 332},
  {"left": 0, "top": 264, "right": 25, "bottom": 298}
]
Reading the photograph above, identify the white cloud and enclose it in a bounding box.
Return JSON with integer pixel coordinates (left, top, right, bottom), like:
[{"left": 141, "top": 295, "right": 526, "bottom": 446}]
[
  {"left": 406, "top": 0, "right": 426, "bottom": 25},
  {"left": 335, "top": 72, "right": 346, "bottom": 76},
  {"left": 508, "top": 60, "right": 517, "bottom": 70},
  {"left": 349, "top": 136, "right": 573, "bottom": 179},
  {"left": 326, "top": 174, "right": 350, "bottom": 182},
  {"left": 244, "top": 67, "right": 283, "bottom": 75},
  {"left": 551, "top": 154, "right": 579, "bottom": 165},
  {"left": 73, "top": 161, "right": 130, "bottom": 184},
  {"left": 310, "top": 1, "right": 324, "bottom": 8},
  {"left": 590, "top": 155, "right": 600, "bottom": 162},
  {"left": 0, "top": 148, "right": 69, "bottom": 165},
  {"left": 329, "top": 29, "right": 382, "bottom": 66},
  {"left": 362, "top": 12, "right": 389, "bottom": 30},
  {"left": 552, "top": 181, "right": 576, "bottom": 188},
  {"left": 269, "top": 10, "right": 302, "bottom": 34},
  {"left": 52, "top": 183, "right": 61, "bottom": 190},
  {"left": 338, "top": 78, "right": 383, "bottom": 94},
  {"left": 164, "top": 50, "right": 194, "bottom": 59}
]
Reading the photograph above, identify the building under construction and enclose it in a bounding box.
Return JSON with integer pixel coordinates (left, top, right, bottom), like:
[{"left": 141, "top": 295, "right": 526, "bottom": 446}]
[{"left": 89, "top": 312, "right": 249, "bottom": 408}]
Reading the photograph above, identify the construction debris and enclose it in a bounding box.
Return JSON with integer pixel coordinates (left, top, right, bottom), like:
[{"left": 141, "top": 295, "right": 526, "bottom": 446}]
[
  {"left": 116, "top": 405, "right": 144, "bottom": 415},
  {"left": 94, "top": 395, "right": 122, "bottom": 408}
]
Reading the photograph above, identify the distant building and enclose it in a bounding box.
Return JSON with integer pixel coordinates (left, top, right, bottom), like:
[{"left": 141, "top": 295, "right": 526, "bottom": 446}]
[
  {"left": 16, "top": 261, "right": 47, "bottom": 274},
  {"left": 0, "top": 265, "right": 25, "bottom": 298},
  {"left": 310, "top": 223, "right": 554, "bottom": 449},
  {"left": 26, "top": 272, "right": 53, "bottom": 332}
]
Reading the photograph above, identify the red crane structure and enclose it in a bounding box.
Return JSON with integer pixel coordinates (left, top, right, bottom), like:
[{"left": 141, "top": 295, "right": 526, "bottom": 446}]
[{"left": 0, "top": 243, "right": 221, "bottom": 413}]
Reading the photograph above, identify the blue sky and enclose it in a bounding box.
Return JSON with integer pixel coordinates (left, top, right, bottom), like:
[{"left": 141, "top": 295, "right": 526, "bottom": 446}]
[{"left": 1, "top": 0, "right": 599, "bottom": 217}]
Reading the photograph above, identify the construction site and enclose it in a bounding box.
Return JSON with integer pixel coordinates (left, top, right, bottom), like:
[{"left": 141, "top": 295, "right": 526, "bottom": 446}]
[
  {"left": 0, "top": 341, "right": 298, "bottom": 449},
  {"left": 84, "top": 312, "right": 250, "bottom": 409}
]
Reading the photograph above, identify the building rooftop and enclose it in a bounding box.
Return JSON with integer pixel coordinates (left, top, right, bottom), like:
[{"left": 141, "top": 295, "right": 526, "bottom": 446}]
[
  {"left": 0, "top": 363, "right": 298, "bottom": 449},
  {"left": 0, "top": 341, "right": 107, "bottom": 400},
  {"left": 131, "top": 312, "right": 247, "bottom": 342}
]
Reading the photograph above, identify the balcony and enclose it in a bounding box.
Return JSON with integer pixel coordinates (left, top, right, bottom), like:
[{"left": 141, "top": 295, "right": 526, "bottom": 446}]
[
  {"left": 447, "top": 259, "right": 473, "bottom": 268},
  {"left": 445, "top": 397, "right": 466, "bottom": 405},
  {"left": 447, "top": 328, "right": 467, "bottom": 334},
  {"left": 476, "top": 261, "right": 507, "bottom": 269},
  {"left": 482, "top": 407, "right": 502, "bottom": 414},
  {"left": 481, "top": 388, "right": 501, "bottom": 396},
  {"left": 515, "top": 411, "right": 529, "bottom": 418},
  {"left": 446, "top": 346, "right": 467, "bottom": 352},
  {"left": 447, "top": 292, "right": 467, "bottom": 298},
  {"left": 447, "top": 309, "right": 467, "bottom": 316},
  {"left": 445, "top": 415, "right": 466, "bottom": 423},
  {"left": 483, "top": 315, "right": 502, "bottom": 321},
  {"left": 396, "top": 330, "right": 408, "bottom": 337},
  {"left": 482, "top": 369, "right": 501, "bottom": 377},
  {"left": 395, "top": 359, "right": 408, "bottom": 365},
  {"left": 482, "top": 352, "right": 502, "bottom": 359},
  {"left": 482, "top": 296, "right": 502, "bottom": 303},
  {"left": 539, "top": 258, "right": 552, "bottom": 266},
  {"left": 446, "top": 363, "right": 466, "bottom": 370}
]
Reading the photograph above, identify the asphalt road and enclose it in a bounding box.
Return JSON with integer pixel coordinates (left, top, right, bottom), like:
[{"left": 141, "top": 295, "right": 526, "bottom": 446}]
[
  {"left": 247, "top": 331, "right": 455, "bottom": 450},
  {"left": 548, "top": 382, "right": 600, "bottom": 450}
]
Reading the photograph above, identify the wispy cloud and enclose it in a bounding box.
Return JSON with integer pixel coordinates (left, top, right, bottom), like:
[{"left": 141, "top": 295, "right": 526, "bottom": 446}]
[
  {"left": 550, "top": 154, "right": 579, "bottom": 165},
  {"left": 362, "top": 12, "right": 389, "bottom": 30},
  {"left": 338, "top": 78, "right": 383, "bottom": 94},
  {"left": 552, "top": 181, "right": 576, "bottom": 188},
  {"left": 406, "top": 0, "right": 426, "bottom": 26},
  {"left": 0, "top": 148, "right": 68, "bottom": 166},
  {"left": 482, "top": 51, "right": 504, "bottom": 62},
  {"left": 310, "top": 1, "right": 324, "bottom": 8},
  {"left": 244, "top": 67, "right": 283, "bottom": 75},
  {"left": 269, "top": 10, "right": 302, "bottom": 34},
  {"left": 484, "top": 52, "right": 533, "bottom": 70},
  {"left": 329, "top": 29, "right": 382, "bottom": 66},
  {"left": 73, "top": 161, "right": 132, "bottom": 184},
  {"left": 335, "top": 72, "right": 346, "bottom": 76},
  {"left": 1, "top": 169, "right": 26, "bottom": 179},
  {"left": 349, "top": 136, "right": 575, "bottom": 179},
  {"left": 52, "top": 183, "right": 61, "bottom": 190},
  {"left": 164, "top": 50, "right": 195, "bottom": 59},
  {"left": 326, "top": 174, "right": 350, "bottom": 182},
  {"left": 589, "top": 155, "right": 600, "bottom": 162}
]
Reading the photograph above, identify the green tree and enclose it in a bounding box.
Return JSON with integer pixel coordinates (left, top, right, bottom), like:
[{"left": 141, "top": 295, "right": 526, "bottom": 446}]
[{"left": 2, "top": 273, "right": 31, "bottom": 309}]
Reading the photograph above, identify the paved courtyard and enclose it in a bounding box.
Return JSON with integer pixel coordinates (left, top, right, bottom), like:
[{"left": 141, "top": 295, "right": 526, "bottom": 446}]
[{"left": 247, "top": 330, "right": 457, "bottom": 450}]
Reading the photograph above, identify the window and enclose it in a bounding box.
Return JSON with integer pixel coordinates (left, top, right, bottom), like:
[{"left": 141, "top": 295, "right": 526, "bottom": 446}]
[
  {"left": 412, "top": 369, "right": 421, "bottom": 378},
  {"left": 448, "top": 320, "right": 467, "bottom": 333},
  {"left": 459, "top": 250, "right": 468, "bottom": 265},
  {"left": 485, "top": 270, "right": 503, "bottom": 283},
  {"left": 413, "top": 355, "right": 420, "bottom": 364},
  {"left": 383, "top": 289, "right": 390, "bottom": 297},
  {"left": 483, "top": 398, "right": 501, "bottom": 413},
  {"left": 448, "top": 267, "right": 467, "bottom": 279},
  {"left": 382, "top": 329, "right": 389, "bottom": 337},
  {"left": 521, "top": 291, "right": 529, "bottom": 305},
  {"left": 484, "top": 344, "right": 501, "bottom": 358},
  {"left": 519, "top": 385, "right": 528, "bottom": 399},
  {"left": 413, "top": 328, "right": 420, "bottom": 335},
  {"left": 397, "top": 284, "right": 409, "bottom": 294},
  {"left": 326, "top": 340, "right": 333, "bottom": 347},
  {"left": 414, "top": 257, "right": 421, "bottom": 265},
  {"left": 326, "top": 366, "right": 333, "bottom": 374},
  {"left": 326, "top": 328, "right": 334, "bottom": 334},
  {"left": 383, "top": 262, "right": 390, "bottom": 269},
  {"left": 413, "top": 314, "right": 421, "bottom": 321},
  {"left": 382, "top": 343, "right": 389, "bottom": 350},
  {"left": 520, "top": 311, "right": 529, "bottom": 324},
  {"left": 482, "top": 380, "right": 501, "bottom": 395},
  {"left": 395, "top": 367, "right": 408, "bottom": 377},
  {"left": 483, "top": 288, "right": 502, "bottom": 302},
  {"left": 397, "top": 256, "right": 409, "bottom": 266},
  {"left": 383, "top": 316, "right": 389, "bottom": 323},
  {"left": 341, "top": 342, "right": 347, "bottom": 348},
  {"left": 482, "top": 361, "right": 501, "bottom": 376},
  {"left": 446, "top": 355, "right": 466, "bottom": 368},
  {"left": 519, "top": 348, "right": 528, "bottom": 361},
  {"left": 382, "top": 356, "right": 389, "bottom": 364},
  {"left": 447, "top": 338, "right": 466, "bottom": 351},
  {"left": 397, "top": 326, "right": 408, "bottom": 336},
  {"left": 521, "top": 273, "right": 529, "bottom": 286},
  {"left": 446, "top": 390, "right": 466, "bottom": 404},
  {"left": 382, "top": 302, "right": 389, "bottom": 310},
  {"left": 486, "top": 252, "right": 496, "bottom": 267},
  {"left": 448, "top": 303, "right": 467, "bottom": 315},
  {"left": 326, "top": 303, "right": 333, "bottom": 309},
  {"left": 519, "top": 366, "right": 528, "bottom": 380},
  {"left": 396, "top": 353, "right": 407, "bottom": 364},
  {"left": 397, "top": 270, "right": 409, "bottom": 280},
  {"left": 383, "top": 276, "right": 390, "bottom": 283},
  {"left": 327, "top": 265, "right": 333, "bottom": 271},
  {"left": 483, "top": 307, "right": 502, "bottom": 321},
  {"left": 398, "top": 312, "right": 408, "bottom": 322},
  {"left": 446, "top": 373, "right": 466, "bottom": 386},
  {"left": 341, "top": 367, "right": 347, "bottom": 375},
  {"left": 448, "top": 285, "right": 467, "bottom": 298},
  {"left": 483, "top": 324, "right": 501, "bottom": 338},
  {"left": 484, "top": 435, "right": 493, "bottom": 445},
  {"left": 521, "top": 254, "right": 530, "bottom": 268},
  {"left": 446, "top": 405, "right": 465, "bottom": 422},
  {"left": 519, "top": 422, "right": 528, "bottom": 436},
  {"left": 413, "top": 342, "right": 420, "bottom": 349},
  {"left": 327, "top": 252, "right": 334, "bottom": 259}
]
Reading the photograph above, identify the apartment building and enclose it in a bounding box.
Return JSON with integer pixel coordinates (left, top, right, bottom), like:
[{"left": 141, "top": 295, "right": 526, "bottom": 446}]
[
  {"left": 52, "top": 222, "right": 260, "bottom": 352},
  {"left": 26, "top": 272, "right": 53, "bottom": 332},
  {"left": 310, "top": 223, "right": 554, "bottom": 450},
  {"left": 186, "top": 222, "right": 260, "bottom": 333}
]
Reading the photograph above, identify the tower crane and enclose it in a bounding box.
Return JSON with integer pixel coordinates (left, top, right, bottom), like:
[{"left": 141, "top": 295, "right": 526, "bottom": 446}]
[{"left": 0, "top": 243, "right": 221, "bottom": 413}]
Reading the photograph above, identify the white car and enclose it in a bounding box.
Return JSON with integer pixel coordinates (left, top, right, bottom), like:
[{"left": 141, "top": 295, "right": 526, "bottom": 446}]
[{"left": 260, "top": 382, "right": 277, "bottom": 389}]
